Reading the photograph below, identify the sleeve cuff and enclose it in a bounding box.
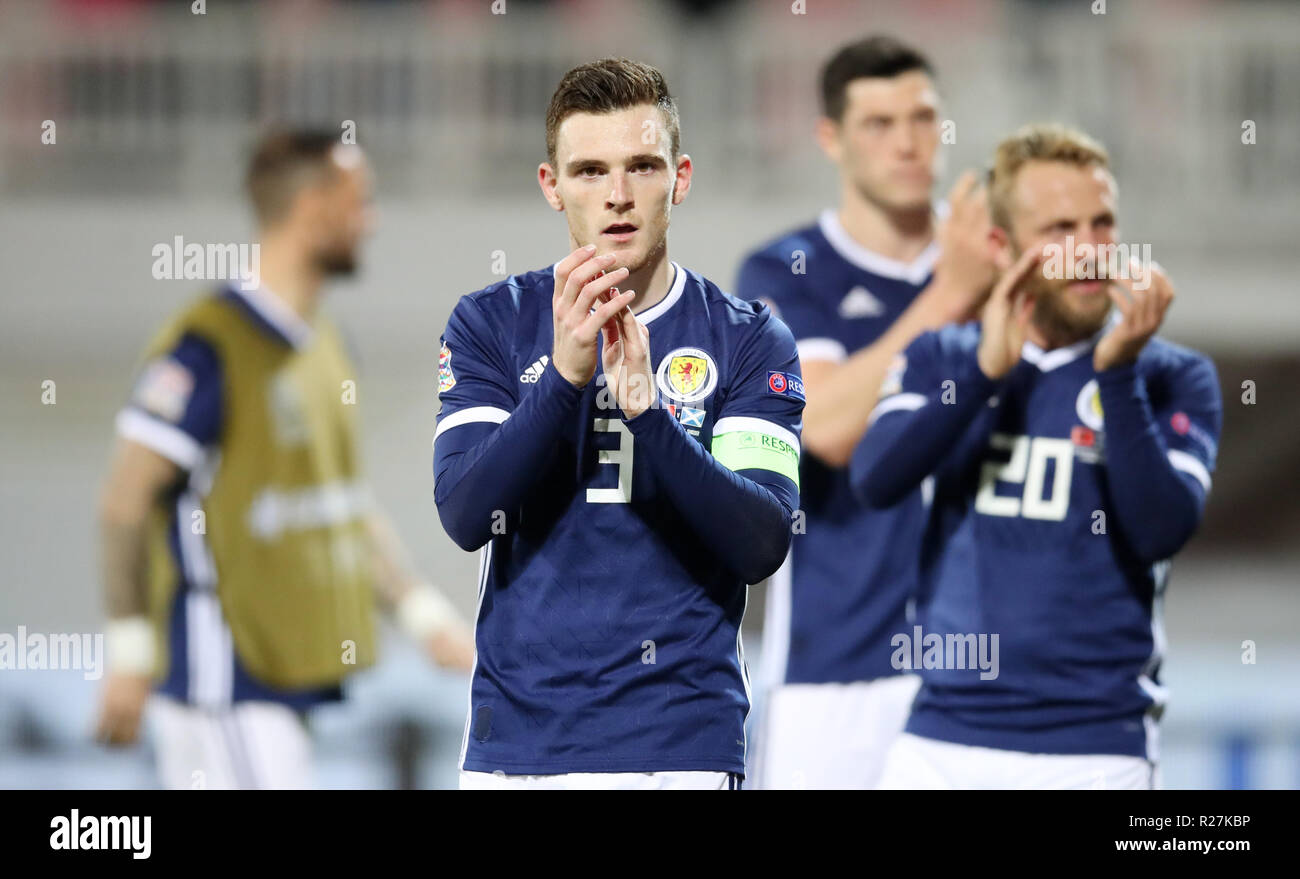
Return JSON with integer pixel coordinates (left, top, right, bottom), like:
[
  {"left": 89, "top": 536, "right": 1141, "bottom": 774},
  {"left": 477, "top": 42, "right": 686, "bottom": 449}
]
[
  {"left": 115, "top": 408, "right": 205, "bottom": 470},
  {"left": 540, "top": 359, "right": 587, "bottom": 405},
  {"left": 1095, "top": 362, "right": 1140, "bottom": 387},
  {"left": 960, "top": 349, "right": 1002, "bottom": 400},
  {"left": 622, "top": 401, "right": 676, "bottom": 437}
]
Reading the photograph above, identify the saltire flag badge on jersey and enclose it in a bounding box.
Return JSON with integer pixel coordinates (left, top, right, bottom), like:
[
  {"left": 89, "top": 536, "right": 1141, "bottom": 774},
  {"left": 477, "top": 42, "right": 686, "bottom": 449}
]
[{"left": 665, "top": 403, "right": 707, "bottom": 429}]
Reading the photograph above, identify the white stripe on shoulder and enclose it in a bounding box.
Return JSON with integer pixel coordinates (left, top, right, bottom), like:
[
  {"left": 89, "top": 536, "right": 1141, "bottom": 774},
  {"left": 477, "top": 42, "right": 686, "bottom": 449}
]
[
  {"left": 1167, "top": 449, "right": 1211, "bottom": 493},
  {"left": 868, "top": 392, "right": 927, "bottom": 426},
  {"left": 434, "top": 405, "right": 511, "bottom": 441},
  {"left": 796, "top": 337, "right": 848, "bottom": 364},
  {"left": 116, "top": 408, "right": 205, "bottom": 470},
  {"left": 712, "top": 416, "right": 800, "bottom": 453}
]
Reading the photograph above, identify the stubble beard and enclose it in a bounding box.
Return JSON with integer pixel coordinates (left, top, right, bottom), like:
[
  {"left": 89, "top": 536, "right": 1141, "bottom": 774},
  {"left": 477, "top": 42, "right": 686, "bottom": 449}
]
[{"left": 1028, "top": 273, "right": 1113, "bottom": 347}]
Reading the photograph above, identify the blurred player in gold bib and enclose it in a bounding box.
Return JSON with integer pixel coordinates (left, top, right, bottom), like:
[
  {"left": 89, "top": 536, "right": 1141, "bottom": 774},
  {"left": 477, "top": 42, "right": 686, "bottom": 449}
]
[{"left": 94, "top": 131, "right": 473, "bottom": 789}]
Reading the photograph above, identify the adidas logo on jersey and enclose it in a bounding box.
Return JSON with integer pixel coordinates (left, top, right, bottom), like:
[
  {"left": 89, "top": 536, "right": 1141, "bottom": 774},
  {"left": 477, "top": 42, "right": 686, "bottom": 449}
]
[
  {"left": 519, "top": 355, "right": 549, "bottom": 383},
  {"left": 839, "top": 285, "right": 885, "bottom": 318}
]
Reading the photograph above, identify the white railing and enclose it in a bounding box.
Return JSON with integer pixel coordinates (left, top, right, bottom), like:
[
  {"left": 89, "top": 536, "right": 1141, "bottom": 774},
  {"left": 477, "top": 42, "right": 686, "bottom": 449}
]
[{"left": 0, "top": 1, "right": 1296, "bottom": 246}]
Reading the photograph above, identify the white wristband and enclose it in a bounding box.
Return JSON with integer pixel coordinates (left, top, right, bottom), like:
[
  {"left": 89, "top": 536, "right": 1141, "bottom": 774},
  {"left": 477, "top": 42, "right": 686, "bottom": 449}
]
[
  {"left": 396, "top": 585, "right": 458, "bottom": 641},
  {"left": 106, "top": 616, "right": 156, "bottom": 675}
]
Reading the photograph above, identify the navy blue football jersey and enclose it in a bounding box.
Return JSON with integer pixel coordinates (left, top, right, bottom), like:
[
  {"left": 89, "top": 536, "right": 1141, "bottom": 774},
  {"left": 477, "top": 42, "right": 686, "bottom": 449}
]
[
  {"left": 876, "top": 323, "right": 1221, "bottom": 758},
  {"left": 736, "top": 209, "right": 936, "bottom": 685},
  {"left": 434, "top": 262, "right": 803, "bottom": 775}
]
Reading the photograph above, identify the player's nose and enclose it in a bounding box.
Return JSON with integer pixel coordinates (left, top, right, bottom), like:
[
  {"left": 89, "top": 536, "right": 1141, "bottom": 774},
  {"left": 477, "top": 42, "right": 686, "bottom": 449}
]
[
  {"left": 1072, "top": 226, "right": 1107, "bottom": 250},
  {"left": 895, "top": 123, "right": 919, "bottom": 157},
  {"left": 606, "top": 172, "right": 633, "bottom": 209}
]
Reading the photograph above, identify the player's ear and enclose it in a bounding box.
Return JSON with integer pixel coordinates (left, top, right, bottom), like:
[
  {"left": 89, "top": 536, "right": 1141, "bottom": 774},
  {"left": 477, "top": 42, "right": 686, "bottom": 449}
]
[
  {"left": 538, "top": 163, "right": 564, "bottom": 212},
  {"left": 671, "top": 154, "right": 693, "bottom": 206},
  {"left": 286, "top": 184, "right": 325, "bottom": 243},
  {"left": 815, "top": 116, "right": 842, "bottom": 164},
  {"left": 989, "top": 224, "right": 1014, "bottom": 272}
]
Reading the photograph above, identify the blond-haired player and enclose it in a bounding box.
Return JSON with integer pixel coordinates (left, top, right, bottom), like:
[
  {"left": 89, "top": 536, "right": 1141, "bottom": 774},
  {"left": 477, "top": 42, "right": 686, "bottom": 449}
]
[{"left": 854, "top": 124, "right": 1221, "bottom": 789}]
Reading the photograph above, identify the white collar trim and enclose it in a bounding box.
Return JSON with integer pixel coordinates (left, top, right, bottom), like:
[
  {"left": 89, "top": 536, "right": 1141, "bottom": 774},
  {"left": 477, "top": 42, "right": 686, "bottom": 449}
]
[
  {"left": 818, "top": 208, "right": 939, "bottom": 284},
  {"left": 234, "top": 281, "right": 313, "bottom": 350},
  {"left": 1021, "top": 318, "right": 1114, "bottom": 372},
  {"left": 551, "top": 260, "right": 686, "bottom": 326},
  {"left": 635, "top": 261, "right": 686, "bottom": 325}
]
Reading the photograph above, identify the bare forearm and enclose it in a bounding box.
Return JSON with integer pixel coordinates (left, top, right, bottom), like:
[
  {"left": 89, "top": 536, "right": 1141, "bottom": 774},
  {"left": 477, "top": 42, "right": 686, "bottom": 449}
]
[
  {"left": 803, "top": 285, "right": 962, "bottom": 467},
  {"left": 101, "top": 515, "right": 151, "bottom": 619},
  {"left": 100, "top": 439, "right": 182, "bottom": 621},
  {"left": 100, "top": 509, "right": 159, "bottom": 677},
  {"left": 366, "top": 510, "right": 463, "bottom": 640},
  {"left": 365, "top": 510, "right": 422, "bottom": 611}
]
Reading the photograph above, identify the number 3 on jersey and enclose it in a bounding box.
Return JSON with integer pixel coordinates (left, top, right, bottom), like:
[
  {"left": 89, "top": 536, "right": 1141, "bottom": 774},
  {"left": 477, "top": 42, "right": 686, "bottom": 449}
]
[
  {"left": 974, "top": 433, "right": 1074, "bottom": 521},
  {"left": 588, "top": 418, "right": 634, "bottom": 504}
]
